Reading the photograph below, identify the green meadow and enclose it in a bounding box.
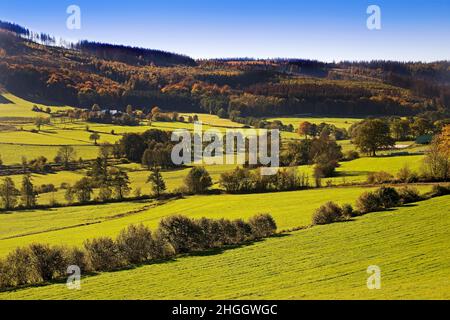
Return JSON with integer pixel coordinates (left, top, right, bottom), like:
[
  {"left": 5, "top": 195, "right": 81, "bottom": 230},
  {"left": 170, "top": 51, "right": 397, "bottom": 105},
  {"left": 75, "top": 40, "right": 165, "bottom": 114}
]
[
  {"left": 0, "top": 185, "right": 433, "bottom": 258},
  {"left": 1, "top": 195, "right": 448, "bottom": 300}
]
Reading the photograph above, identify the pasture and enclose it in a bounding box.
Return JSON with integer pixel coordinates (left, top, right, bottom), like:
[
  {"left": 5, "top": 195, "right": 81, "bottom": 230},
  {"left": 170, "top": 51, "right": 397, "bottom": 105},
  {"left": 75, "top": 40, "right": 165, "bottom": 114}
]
[
  {"left": 0, "top": 185, "right": 433, "bottom": 258},
  {"left": 1, "top": 195, "right": 448, "bottom": 300}
]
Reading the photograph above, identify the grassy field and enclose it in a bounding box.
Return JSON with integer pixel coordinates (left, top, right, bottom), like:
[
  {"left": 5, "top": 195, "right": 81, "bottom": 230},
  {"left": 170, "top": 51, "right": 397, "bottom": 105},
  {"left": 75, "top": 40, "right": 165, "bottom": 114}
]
[
  {"left": 0, "top": 185, "right": 433, "bottom": 258},
  {"left": 267, "top": 116, "right": 363, "bottom": 130},
  {"left": 296, "top": 154, "right": 426, "bottom": 185},
  {"left": 0, "top": 93, "right": 72, "bottom": 120},
  {"left": 1, "top": 195, "right": 448, "bottom": 300}
]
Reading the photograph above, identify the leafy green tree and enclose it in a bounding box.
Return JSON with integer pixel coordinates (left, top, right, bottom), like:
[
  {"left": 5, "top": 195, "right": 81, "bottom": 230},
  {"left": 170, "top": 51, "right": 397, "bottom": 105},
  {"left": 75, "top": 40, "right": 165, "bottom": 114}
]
[
  {"left": 184, "top": 167, "right": 213, "bottom": 194},
  {"left": 89, "top": 132, "right": 101, "bottom": 145},
  {"left": 73, "top": 178, "right": 93, "bottom": 203},
  {"left": 0, "top": 177, "right": 20, "bottom": 210},
  {"left": 352, "top": 119, "right": 395, "bottom": 156},
  {"left": 20, "top": 175, "right": 36, "bottom": 208},
  {"left": 147, "top": 167, "right": 166, "bottom": 197},
  {"left": 110, "top": 168, "right": 131, "bottom": 200}
]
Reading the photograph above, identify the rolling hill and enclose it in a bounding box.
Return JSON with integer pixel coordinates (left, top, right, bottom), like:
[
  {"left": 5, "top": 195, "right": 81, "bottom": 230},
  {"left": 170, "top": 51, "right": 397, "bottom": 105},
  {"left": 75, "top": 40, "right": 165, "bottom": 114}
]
[{"left": 1, "top": 195, "right": 448, "bottom": 300}]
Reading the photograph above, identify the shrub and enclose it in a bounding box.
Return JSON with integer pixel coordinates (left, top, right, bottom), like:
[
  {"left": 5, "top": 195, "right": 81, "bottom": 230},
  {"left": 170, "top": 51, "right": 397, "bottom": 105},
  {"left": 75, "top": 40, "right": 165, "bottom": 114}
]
[
  {"left": 343, "top": 150, "right": 360, "bottom": 161},
  {"left": 430, "top": 185, "right": 450, "bottom": 197},
  {"left": 248, "top": 214, "right": 277, "bottom": 238},
  {"left": 341, "top": 203, "right": 355, "bottom": 218},
  {"left": 116, "top": 224, "right": 155, "bottom": 264},
  {"left": 398, "top": 187, "right": 422, "bottom": 204},
  {"left": 84, "top": 237, "right": 123, "bottom": 271},
  {"left": 397, "top": 166, "right": 418, "bottom": 183},
  {"left": 157, "top": 215, "right": 203, "bottom": 253},
  {"left": 375, "top": 187, "right": 401, "bottom": 209},
  {"left": 184, "top": 167, "right": 213, "bottom": 194},
  {"left": 356, "top": 191, "right": 383, "bottom": 214},
  {"left": 37, "top": 184, "right": 56, "bottom": 194},
  {"left": 29, "top": 244, "right": 67, "bottom": 281},
  {"left": 60, "top": 182, "right": 70, "bottom": 190},
  {"left": 233, "top": 219, "right": 254, "bottom": 243},
  {"left": 0, "top": 259, "right": 14, "bottom": 289},
  {"left": 367, "top": 171, "right": 394, "bottom": 184},
  {"left": 65, "top": 247, "right": 92, "bottom": 274},
  {"left": 312, "top": 202, "right": 344, "bottom": 225},
  {"left": 217, "top": 218, "right": 239, "bottom": 245},
  {"left": 5, "top": 247, "right": 40, "bottom": 286},
  {"left": 196, "top": 218, "right": 223, "bottom": 248}
]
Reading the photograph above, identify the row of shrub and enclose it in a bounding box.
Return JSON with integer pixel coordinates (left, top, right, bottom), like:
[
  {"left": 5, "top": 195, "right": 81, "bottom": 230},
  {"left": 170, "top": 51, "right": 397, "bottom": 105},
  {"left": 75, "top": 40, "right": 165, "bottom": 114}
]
[
  {"left": 0, "top": 214, "right": 277, "bottom": 290},
  {"left": 312, "top": 184, "right": 450, "bottom": 226},
  {"left": 367, "top": 164, "right": 450, "bottom": 185},
  {"left": 219, "top": 167, "right": 311, "bottom": 194}
]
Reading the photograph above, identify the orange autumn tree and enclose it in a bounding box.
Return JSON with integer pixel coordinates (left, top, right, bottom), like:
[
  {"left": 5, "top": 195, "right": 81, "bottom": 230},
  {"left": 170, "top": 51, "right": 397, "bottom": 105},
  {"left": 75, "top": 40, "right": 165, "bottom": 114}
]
[
  {"left": 439, "top": 124, "right": 450, "bottom": 155},
  {"left": 298, "top": 121, "right": 312, "bottom": 139}
]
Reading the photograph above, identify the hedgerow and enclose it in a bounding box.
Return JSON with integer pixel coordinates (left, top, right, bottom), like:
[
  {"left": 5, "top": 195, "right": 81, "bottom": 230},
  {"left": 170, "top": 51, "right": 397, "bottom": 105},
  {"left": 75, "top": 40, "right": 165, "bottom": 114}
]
[{"left": 0, "top": 214, "right": 277, "bottom": 291}]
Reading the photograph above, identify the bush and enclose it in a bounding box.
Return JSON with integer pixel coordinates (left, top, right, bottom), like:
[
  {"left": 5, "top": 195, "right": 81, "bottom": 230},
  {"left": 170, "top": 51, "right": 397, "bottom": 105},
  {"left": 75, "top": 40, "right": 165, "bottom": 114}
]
[
  {"left": 233, "top": 219, "right": 254, "bottom": 243},
  {"left": 430, "top": 185, "right": 450, "bottom": 197},
  {"left": 356, "top": 191, "right": 383, "bottom": 214},
  {"left": 312, "top": 202, "right": 345, "bottom": 225},
  {"left": 184, "top": 167, "right": 213, "bottom": 194},
  {"left": 84, "top": 237, "right": 123, "bottom": 271},
  {"left": 157, "top": 215, "right": 203, "bottom": 253},
  {"left": 398, "top": 187, "right": 422, "bottom": 204},
  {"left": 217, "top": 218, "right": 239, "bottom": 245},
  {"left": 341, "top": 203, "right": 355, "bottom": 218},
  {"left": 4, "top": 247, "right": 40, "bottom": 286},
  {"left": 196, "top": 218, "right": 223, "bottom": 248},
  {"left": 65, "top": 247, "right": 92, "bottom": 274},
  {"left": 116, "top": 224, "right": 155, "bottom": 264},
  {"left": 37, "top": 184, "right": 56, "bottom": 194},
  {"left": 248, "top": 214, "right": 277, "bottom": 238},
  {"left": 29, "top": 244, "right": 67, "bottom": 281},
  {"left": 397, "top": 166, "right": 418, "bottom": 183},
  {"left": 343, "top": 150, "right": 360, "bottom": 161},
  {"left": 375, "top": 187, "right": 401, "bottom": 209},
  {"left": 367, "top": 171, "right": 394, "bottom": 184}
]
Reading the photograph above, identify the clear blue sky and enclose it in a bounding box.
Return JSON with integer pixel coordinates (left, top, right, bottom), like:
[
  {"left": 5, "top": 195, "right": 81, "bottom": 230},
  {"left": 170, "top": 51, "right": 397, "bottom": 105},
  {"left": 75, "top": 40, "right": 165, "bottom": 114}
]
[{"left": 1, "top": 0, "right": 449, "bottom": 61}]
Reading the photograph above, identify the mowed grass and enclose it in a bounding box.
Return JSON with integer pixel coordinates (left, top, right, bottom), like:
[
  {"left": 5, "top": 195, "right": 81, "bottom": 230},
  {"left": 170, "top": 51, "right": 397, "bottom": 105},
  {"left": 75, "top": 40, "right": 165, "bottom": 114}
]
[
  {"left": 0, "top": 185, "right": 432, "bottom": 258},
  {"left": 267, "top": 117, "right": 362, "bottom": 130},
  {"left": 1, "top": 195, "right": 448, "bottom": 300}
]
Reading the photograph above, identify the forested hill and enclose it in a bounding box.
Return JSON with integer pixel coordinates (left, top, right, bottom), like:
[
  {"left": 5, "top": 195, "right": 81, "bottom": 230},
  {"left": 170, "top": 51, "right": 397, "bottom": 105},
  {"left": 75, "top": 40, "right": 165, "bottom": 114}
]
[
  {"left": 72, "top": 41, "right": 197, "bottom": 67},
  {"left": 0, "top": 20, "right": 449, "bottom": 118}
]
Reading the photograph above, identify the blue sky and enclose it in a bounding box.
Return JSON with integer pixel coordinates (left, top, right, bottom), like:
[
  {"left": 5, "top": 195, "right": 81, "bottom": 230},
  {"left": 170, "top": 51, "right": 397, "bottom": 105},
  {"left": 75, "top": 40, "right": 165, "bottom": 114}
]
[{"left": 1, "top": 0, "right": 449, "bottom": 61}]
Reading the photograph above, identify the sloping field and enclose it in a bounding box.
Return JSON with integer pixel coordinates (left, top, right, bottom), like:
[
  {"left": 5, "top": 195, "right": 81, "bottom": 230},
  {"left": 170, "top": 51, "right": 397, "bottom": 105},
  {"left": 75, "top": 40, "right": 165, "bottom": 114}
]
[
  {"left": 0, "top": 185, "right": 433, "bottom": 258},
  {"left": 0, "top": 93, "right": 72, "bottom": 119},
  {"left": 1, "top": 195, "right": 448, "bottom": 300}
]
